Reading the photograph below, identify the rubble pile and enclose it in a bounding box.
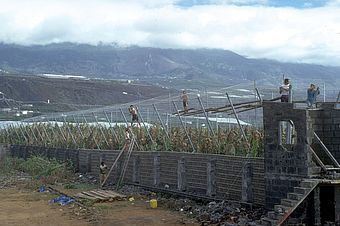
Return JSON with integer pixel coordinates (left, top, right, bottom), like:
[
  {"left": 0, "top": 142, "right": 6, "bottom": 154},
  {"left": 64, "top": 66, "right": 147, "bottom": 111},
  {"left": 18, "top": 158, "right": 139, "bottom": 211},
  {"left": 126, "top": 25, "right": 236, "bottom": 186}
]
[
  {"left": 158, "top": 197, "right": 266, "bottom": 226},
  {"left": 74, "top": 173, "right": 97, "bottom": 184}
]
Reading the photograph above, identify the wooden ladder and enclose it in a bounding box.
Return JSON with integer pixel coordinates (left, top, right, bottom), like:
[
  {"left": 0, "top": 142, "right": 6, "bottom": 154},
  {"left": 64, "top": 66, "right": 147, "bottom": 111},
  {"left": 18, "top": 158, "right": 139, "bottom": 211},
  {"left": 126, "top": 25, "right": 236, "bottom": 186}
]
[{"left": 101, "top": 136, "right": 136, "bottom": 187}]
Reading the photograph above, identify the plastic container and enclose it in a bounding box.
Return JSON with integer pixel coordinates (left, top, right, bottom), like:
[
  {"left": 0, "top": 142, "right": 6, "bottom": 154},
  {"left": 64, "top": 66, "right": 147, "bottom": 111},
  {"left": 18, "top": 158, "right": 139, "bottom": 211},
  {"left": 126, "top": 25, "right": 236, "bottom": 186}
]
[{"left": 150, "top": 199, "right": 157, "bottom": 208}]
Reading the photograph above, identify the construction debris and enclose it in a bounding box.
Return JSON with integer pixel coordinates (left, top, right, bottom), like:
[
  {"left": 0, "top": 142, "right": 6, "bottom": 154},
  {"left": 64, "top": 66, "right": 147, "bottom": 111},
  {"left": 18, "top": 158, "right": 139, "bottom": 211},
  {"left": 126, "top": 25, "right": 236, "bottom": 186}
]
[
  {"left": 158, "top": 197, "right": 266, "bottom": 226},
  {"left": 49, "top": 195, "right": 75, "bottom": 206},
  {"left": 75, "top": 190, "right": 126, "bottom": 202},
  {"left": 115, "top": 185, "right": 266, "bottom": 226}
]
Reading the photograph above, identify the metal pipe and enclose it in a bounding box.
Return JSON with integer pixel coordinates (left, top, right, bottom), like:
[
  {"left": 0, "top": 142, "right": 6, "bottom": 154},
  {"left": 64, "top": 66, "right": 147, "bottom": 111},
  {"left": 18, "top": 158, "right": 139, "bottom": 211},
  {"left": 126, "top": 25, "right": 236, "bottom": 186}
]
[
  {"left": 20, "top": 122, "right": 33, "bottom": 144},
  {"left": 172, "top": 101, "right": 196, "bottom": 153},
  {"left": 92, "top": 112, "right": 110, "bottom": 147},
  {"left": 119, "top": 108, "right": 130, "bottom": 127},
  {"left": 63, "top": 116, "right": 78, "bottom": 148},
  {"left": 197, "top": 95, "right": 215, "bottom": 137},
  {"left": 309, "top": 146, "right": 327, "bottom": 171},
  {"left": 226, "top": 92, "right": 251, "bottom": 155},
  {"left": 82, "top": 114, "right": 100, "bottom": 150},
  {"left": 73, "top": 115, "right": 86, "bottom": 149},
  {"left": 103, "top": 111, "right": 119, "bottom": 143},
  {"left": 136, "top": 106, "right": 155, "bottom": 145},
  {"left": 152, "top": 104, "right": 170, "bottom": 141},
  {"left": 1, "top": 126, "right": 11, "bottom": 144},
  {"left": 46, "top": 119, "right": 58, "bottom": 148},
  {"left": 39, "top": 121, "right": 52, "bottom": 147},
  {"left": 33, "top": 122, "right": 46, "bottom": 146},
  {"left": 314, "top": 132, "right": 340, "bottom": 168},
  {"left": 286, "top": 84, "right": 293, "bottom": 144},
  {"left": 54, "top": 117, "right": 67, "bottom": 147},
  {"left": 28, "top": 123, "right": 39, "bottom": 144},
  {"left": 10, "top": 124, "right": 22, "bottom": 144},
  {"left": 335, "top": 91, "right": 340, "bottom": 108},
  {"left": 16, "top": 122, "right": 28, "bottom": 143}
]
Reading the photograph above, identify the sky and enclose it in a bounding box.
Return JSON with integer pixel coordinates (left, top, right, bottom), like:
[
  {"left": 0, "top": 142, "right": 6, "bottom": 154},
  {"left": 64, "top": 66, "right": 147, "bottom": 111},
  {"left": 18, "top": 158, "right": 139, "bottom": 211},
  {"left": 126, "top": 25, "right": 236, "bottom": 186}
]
[{"left": 0, "top": 0, "right": 340, "bottom": 66}]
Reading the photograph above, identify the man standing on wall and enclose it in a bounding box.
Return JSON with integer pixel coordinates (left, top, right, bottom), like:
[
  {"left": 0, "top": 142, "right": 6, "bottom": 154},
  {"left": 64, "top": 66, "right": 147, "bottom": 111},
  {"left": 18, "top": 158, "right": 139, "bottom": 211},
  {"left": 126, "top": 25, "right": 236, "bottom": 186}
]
[
  {"left": 306, "top": 84, "right": 320, "bottom": 108},
  {"left": 279, "top": 78, "right": 291, "bottom": 102},
  {"left": 123, "top": 127, "right": 131, "bottom": 151},
  {"left": 128, "top": 105, "right": 141, "bottom": 127},
  {"left": 181, "top": 90, "right": 189, "bottom": 113}
]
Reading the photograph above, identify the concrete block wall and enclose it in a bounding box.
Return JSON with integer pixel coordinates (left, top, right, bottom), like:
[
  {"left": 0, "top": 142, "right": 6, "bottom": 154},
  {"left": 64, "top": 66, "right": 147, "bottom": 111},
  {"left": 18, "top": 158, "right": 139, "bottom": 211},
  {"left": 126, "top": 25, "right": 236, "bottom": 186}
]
[
  {"left": 10, "top": 145, "right": 79, "bottom": 171},
  {"left": 310, "top": 103, "right": 340, "bottom": 163},
  {"left": 9, "top": 145, "right": 265, "bottom": 206},
  {"left": 263, "top": 102, "right": 314, "bottom": 208}
]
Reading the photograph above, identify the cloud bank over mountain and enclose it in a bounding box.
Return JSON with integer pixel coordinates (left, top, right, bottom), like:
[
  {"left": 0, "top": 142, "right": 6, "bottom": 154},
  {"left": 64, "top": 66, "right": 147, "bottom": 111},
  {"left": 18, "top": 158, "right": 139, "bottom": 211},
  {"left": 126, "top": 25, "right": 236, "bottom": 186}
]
[{"left": 0, "top": 0, "right": 340, "bottom": 66}]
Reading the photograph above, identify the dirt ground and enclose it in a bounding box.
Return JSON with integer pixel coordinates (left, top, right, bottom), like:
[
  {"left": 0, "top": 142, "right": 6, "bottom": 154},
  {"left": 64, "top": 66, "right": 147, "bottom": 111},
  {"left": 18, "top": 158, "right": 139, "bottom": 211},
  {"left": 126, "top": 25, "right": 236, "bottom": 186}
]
[{"left": 0, "top": 187, "right": 198, "bottom": 226}]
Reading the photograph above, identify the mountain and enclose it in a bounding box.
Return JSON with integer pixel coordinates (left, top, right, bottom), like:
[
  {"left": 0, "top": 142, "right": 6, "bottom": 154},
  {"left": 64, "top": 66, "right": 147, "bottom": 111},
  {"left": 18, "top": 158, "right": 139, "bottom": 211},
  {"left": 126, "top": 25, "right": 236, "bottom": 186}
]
[{"left": 1, "top": 43, "right": 340, "bottom": 90}]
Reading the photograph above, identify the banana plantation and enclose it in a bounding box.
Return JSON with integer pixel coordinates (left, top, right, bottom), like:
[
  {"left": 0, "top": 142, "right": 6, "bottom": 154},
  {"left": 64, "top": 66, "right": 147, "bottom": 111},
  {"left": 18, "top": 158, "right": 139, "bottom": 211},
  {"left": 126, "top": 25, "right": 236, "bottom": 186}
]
[{"left": 0, "top": 122, "right": 264, "bottom": 157}]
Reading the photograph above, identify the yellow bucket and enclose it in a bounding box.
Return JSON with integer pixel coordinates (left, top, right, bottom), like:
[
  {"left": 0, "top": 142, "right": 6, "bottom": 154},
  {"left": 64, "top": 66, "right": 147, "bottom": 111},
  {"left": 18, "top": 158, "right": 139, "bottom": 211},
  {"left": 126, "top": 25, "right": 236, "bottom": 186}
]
[{"left": 150, "top": 199, "right": 157, "bottom": 208}]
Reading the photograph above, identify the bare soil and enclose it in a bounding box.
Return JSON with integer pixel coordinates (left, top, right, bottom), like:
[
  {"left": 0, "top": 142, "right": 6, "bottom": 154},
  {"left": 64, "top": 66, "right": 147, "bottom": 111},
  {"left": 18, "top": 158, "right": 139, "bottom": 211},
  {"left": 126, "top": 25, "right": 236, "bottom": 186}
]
[{"left": 0, "top": 187, "right": 198, "bottom": 226}]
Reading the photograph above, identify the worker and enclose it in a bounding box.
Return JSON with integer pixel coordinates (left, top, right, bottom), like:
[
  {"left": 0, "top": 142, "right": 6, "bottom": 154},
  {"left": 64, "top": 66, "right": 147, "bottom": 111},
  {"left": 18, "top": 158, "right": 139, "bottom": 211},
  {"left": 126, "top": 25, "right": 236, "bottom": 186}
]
[
  {"left": 306, "top": 84, "right": 320, "bottom": 108},
  {"left": 99, "top": 161, "right": 108, "bottom": 187},
  {"left": 181, "top": 90, "right": 189, "bottom": 112},
  {"left": 279, "top": 78, "right": 291, "bottom": 102},
  {"left": 123, "top": 127, "right": 131, "bottom": 151},
  {"left": 128, "top": 105, "right": 141, "bottom": 127}
]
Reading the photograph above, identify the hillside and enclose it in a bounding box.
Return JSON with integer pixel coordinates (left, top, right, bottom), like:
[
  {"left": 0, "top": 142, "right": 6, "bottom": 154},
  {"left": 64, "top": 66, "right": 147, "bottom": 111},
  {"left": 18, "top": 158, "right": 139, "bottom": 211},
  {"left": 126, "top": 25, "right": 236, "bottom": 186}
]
[
  {"left": 0, "top": 75, "right": 170, "bottom": 109},
  {"left": 1, "top": 43, "right": 340, "bottom": 90}
]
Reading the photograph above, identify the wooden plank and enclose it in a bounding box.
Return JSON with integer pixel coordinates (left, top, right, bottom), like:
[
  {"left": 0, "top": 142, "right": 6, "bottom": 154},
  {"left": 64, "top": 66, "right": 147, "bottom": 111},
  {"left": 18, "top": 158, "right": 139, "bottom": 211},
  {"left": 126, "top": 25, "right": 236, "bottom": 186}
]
[
  {"left": 88, "top": 191, "right": 111, "bottom": 199},
  {"left": 100, "top": 190, "right": 126, "bottom": 198},
  {"left": 172, "top": 108, "right": 196, "bottom": 115},
  {"left": 75, "top": 189, "right": 126, "bottom": 201},
  {"left": 87, "top": 191, "right": 111, "bottom": 199},
  {"left": 94, "top": 190, "right": 115, "bottom": 198},
  {"left": 95, "top": 190, "right": 126, "bottom": 199},
  {"left": 75, "top": 193, "right": 97, "bottom": 200},
  {"left": 82, "top": 191, "right": 106, "bottom": 200}
]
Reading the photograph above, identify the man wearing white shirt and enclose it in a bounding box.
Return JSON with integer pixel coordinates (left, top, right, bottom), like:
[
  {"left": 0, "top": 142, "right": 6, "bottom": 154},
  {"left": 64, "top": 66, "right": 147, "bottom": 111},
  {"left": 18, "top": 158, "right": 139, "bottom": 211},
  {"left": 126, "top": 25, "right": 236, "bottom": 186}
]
[{"left": 279, "top": 78, "right": 291, "bottom": 102}]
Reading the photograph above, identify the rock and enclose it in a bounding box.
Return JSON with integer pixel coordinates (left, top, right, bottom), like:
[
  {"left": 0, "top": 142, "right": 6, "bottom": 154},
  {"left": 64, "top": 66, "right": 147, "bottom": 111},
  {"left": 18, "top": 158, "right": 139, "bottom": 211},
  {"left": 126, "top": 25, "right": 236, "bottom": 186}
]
[
  {"left": 237, "top": 217, "right": 248, "bottom": 226},
  {"left": 221, "top": 223, "right": 237, "bottom": 226}
]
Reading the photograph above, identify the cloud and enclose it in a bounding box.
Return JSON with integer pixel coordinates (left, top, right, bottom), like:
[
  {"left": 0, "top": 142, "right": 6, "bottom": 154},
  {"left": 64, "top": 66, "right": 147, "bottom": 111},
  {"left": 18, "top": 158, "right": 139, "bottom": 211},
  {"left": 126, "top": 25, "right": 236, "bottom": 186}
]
[{"left": 0, "top": 0, "right": 340, "bottom": 66}]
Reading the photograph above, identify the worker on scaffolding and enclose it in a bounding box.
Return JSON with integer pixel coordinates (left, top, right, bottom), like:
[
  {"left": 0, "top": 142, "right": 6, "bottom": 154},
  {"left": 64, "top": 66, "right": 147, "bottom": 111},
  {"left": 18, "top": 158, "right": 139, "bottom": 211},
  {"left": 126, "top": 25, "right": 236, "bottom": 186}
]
[
  {"left": 128, "top": 105, "right": 141, "bottom": 127},
  {"left": 181, "top": 90, "right": 189, "bottom": 113},
  {"left": 306, "top": 84, "right": 320, "bottom": 109},
  {"left": 99, "top": 161, "right": 108, "bottom": 187},
  {"left": 123, "top": 127, "right": 132, "bottom": 151},
  {"left": 279, "top": 78, "right": 291, "bottom": 102}
]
